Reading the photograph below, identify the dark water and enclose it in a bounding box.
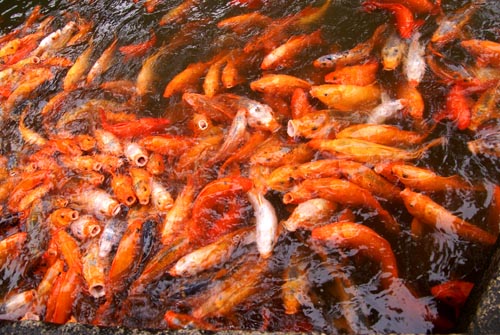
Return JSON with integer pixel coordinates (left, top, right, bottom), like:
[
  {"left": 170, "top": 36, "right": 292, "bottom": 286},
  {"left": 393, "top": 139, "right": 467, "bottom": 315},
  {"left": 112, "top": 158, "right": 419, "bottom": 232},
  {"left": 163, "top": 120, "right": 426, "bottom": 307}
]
[{"left": 0, "top": 0, "right": 499, "bottom": 333}]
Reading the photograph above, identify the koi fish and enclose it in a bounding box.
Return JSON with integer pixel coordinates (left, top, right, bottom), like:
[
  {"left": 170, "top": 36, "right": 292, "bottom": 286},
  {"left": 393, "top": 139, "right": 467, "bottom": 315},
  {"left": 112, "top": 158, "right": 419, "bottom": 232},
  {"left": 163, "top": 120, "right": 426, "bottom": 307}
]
[
  {"left": 32, "top": 21, "right": 78, "bottom": 57},
  {"left": 308, "top": 137, "right": 445, "bottom": 163},
  {"left": 311, "top": 221, "right": 399, "bottom": 289},
  {"left": 324, "top": 59, "right": 379, "bottom": 86},
  {"left": 86, "top": 37, "right": 118, "bottom": 85},
  {"left": 313, "top": 24, "right": 387, "bottom": 68},
  {"left": 381, "top": 29, "right": 407, "bottom": 70},
  {"left": 100, "top": 109, "right": 170, "bottom": 139},
  {"left": 431, "top": 280, "right": 474, "bottom": 317},
  {"left": 251, "top": 74, "right": 312, "bottom": 97},
  {"left": 363, "top": 1, "right": 423, "bottom": 39},
  {"left": 461, "top": 39, "right": 500, "bottom": 68},
  {"left": 261, "top": 29, "right": 324, "bottom": 70},
  {"left": 310, "top": 83, "right": 382, "bottom": 111},
  {"left": 119, "top": 30, "right": 157, "bottom": 61},
  {"left": 63, "top": 41, "right": 94, "bottom": 91},
  {"left": 281, "top": 198, "right": 338, "bottom": 232},
  {"left": 400, "top": 188, "right": 497, "bottom": 245},
  {"left": 159, "top": 0, "right": 200, "bottom": 26},
  {"left": 430, "top": 0, "right": 484, "bottom": 49},
  {"left": 403, "top": 31, "right": 425, "bottom": 87},
  {"left": 248, "top": 189, "right": 279, "bottom": 259}
]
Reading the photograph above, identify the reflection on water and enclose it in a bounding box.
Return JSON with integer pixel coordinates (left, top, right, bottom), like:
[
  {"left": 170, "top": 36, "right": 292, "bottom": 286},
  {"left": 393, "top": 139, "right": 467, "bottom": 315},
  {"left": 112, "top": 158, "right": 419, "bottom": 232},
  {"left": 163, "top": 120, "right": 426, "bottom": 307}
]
[{"left": 0, "top": 0, "right": 499, "bottom": 333}]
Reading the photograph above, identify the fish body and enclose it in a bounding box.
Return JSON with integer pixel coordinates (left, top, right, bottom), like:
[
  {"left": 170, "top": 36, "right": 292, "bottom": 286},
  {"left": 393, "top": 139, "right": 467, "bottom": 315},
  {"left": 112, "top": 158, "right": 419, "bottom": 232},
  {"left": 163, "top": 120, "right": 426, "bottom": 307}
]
[{"left": 403, "top": 32, "right": 425, "bottom": 87}]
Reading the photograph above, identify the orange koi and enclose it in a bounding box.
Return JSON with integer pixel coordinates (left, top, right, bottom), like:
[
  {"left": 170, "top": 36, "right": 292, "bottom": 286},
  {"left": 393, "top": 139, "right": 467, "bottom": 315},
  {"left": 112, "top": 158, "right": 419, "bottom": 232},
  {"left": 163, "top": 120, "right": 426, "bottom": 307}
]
[
  {"left": 430, "top": 0, "right": 484, "bottom": 49},
  {"left": 86, "top": 37, "right": 118, "bottom": 85},
  {"left": 219, "top": 131, "right": 267, "bottom": 177},
  {"left": 363, "top": 1, "right": 423, "bottom": 39},
  {"left": 107, "top": 217, "right": 147, "bottom": 294},
  {"left": 250, "top": 74, "right": 312, "bottom": 96},
  {"left": 2, "top": 67, "right": 54, "bottom": 115},
  {"left": 282, "top": 247, "right": 311, "bottom": 315},
  {"left": 192, "top": 254, "right": 267, "bottom": 319},
  {"left": 397, "top": 79, "right": 425, "bottom": 119},
  {"left": 45, "top": 266, "right": 82, "bottom": 324},
  {"left": 33, "top": 21, "right": 78, "bottom": 57},
  {"left": 7, "top": 169, "right": 52, "bottom": 213},
  {"left": 250, "top": 138, "right": 314, "bottom": 167},
  {"left": 49, "top": 208, "right": 79, "bottom": 229},
  {"left": 287, "top": 110, "right": 350, "bottom": 139},
  {"left": 136, "top": 45, "right": 169, "bottom": 96},
  {"left": 31, "top": 259, "right": 64, "bottom": 317},
  {"left": 335, "top": 124, "right": 429, "bottom": 147},
  {"left": 144, "top": 0, "right": 162, "bottom": 13},
  {"left": 400, "top": 188, "right": 497, "bottom": 245},
  {"left": 337, "top": 159, "right": 402, "bottom": 202},
  {"left": 0, "top": 232, "right": 27, "bottom": 269},
  {"left": 139, "top": 135, "right": 196, "bottom": 157},
  {"left": 324, "top": 59, "right": 379, "bottom": 86},
  {"left": 284, "top": 178, "right": 400, "bottom": 233},
  {"left": 311, "top": 221, "right": 399, "bottom": 289},
  {"left": 63, "top": 41, "right": 94, "bottom": 91},
  {"left": 129, "top": 167, "right": 152, "bottom": 206},
  {"left": 183, "top": 92, "right": 235, "bottom": 122},
  {"left": 111, "top": 173, "right": 137, "bottom": 207},
  {"left": 389, "top": 163, "right": 479, "bottom": 192},
  {"left": 119, "top": 30, "right": 157, "bottom": 61},
  {"left": 191, "top": 176, "right": 253, "bottom": 244},
  {"left": 261, "top": 29, "right": 324, "bottom": 70},
  {"left": 313, "top": 24, "right": 387, "bottom": 68},
  {"left": 435, "top": 82, "right": 493, "bottom": 130},
  {"left": 160, "top": 178, "right": 197, "bottom": 245},
  {"left": 461, "top": 39, "right": 500, "bottom": 68},
  {"left": 53, "top": 229, "right": 83, "bottom": 273},
  {"left": 67, "top": 16, "right": 94, "bottom": 46},
  {"left": 146, "top": 152, "right": 166, "bottom": 175},
  {"left": 58, "top": 155, "right": 103, "bottom": 173},
  {"left": 468, "top": 83, "right": 499, "bottom": 131},
  {"left": 431, "top": 280, "right": 474, "bottom": 317},
  {"left": 100, "top": 109, "right": 170, "bottom": 139},
  {"left": 82, "top": 241, "right": 106, "bottom": 298},
  {"left": 129, "top": 237, "right": 191, "bottom": 295},
  {"left": 203, "top": 54, "right": 228, "bottom": 98},
  {"left": 310, "top": 83, "right": 381, "bottom": 111},
  {"left": 221, "top": 50, "right": 253, "bottom": 89},
  {"left": 170, "top": 226, "right": 255, "bottom": 277},
  {"left": 217, "top": 12, "right": 272, "bottom": 35},
  {"left": 159, "top": 0, "right": 200, "bottom": 26},
  {"left": 266, "top": 159, "right": 342, "bottom": 192},
  {"left": 93, "top": 154, "right": 124, "bottom": 173},
  {"left": 282, "top": 198, "right": 338, "bottom": 232},
  {"left": 163, "top": 60, "right": 211, "bottom": 98},
  {"left": 377, "top": 0, "right": 439, "bottom": 14},
  {"left": 207, "top": 109, "right": 247, "bottom": 166},
  {"left": 70, "top": 215, "right": 102, "bottom": 241},
  {"left": 308, "top": 137, "right": 445, "bottom": 163},
  {"left": 291, "top": 87, "right": 316, "bottom": 119}
]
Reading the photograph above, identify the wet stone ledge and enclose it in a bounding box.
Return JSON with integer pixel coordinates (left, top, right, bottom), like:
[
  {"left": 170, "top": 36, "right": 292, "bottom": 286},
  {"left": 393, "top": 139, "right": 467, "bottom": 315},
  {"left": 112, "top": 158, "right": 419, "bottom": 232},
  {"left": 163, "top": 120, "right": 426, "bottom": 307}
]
[
  {"left": 458, "top": 237, "right": 500, "bottom": 335},
  {"left": 0, "top": 321, "right": 304, "bottom": 335}
]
